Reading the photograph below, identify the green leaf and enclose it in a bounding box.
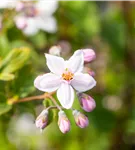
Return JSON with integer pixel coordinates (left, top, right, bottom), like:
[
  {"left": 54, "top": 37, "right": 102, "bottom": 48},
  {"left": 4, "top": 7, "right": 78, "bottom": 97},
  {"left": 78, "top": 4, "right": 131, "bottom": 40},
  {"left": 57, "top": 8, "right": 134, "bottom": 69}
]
[
  {"left": 30, "top": 32, "right": 47, "bottom": 49},
  {"left": 0, "top": 73, "right": 15, "bottom": 81},
  {"left": 1, "top": 47, "right": 31, "bottom": 73},
  {"left": 0, "top": 103, "right": 12, "bottom": 115},
  {"left": 43, "top": 98, "right": 52, "bottom": 108},
  {"left": 43, "top": 98, "right": 58, "bottom": 122},
  {"left": 11, "top": 65, "right": 35, "bottom": 97},
  {"left": 0, "top": 93, "right": 6, "bottom": 102},
  {"left": 0, "top": 35, "right": 9, "bottom": 57}
]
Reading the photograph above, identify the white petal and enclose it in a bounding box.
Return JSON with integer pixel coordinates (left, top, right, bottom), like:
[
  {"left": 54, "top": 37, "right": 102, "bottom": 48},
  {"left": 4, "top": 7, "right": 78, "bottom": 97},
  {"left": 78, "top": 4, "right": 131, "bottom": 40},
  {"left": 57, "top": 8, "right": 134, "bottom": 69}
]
[
  {"left": 0, "top": 0, "right": 17, "bottom": 8},
  {"left": 66, "top": 50, "right": 84, "bottom": 73},
  {"left": 23, "top": 18, "right": 38, "bottom": 36},
  {"left": 71, "top": 73, "right": 96, "bottom": 92},
  {"left": 0, "top": 0, "right": 9, "bottom": 8},
  {"left": 57, "top": 83, "right": 74, "bottom": 109},
  {"left": 36, "top": 0, "right": 58, "bottom": 16},
  {"left": 37, "top": 16, "right": 57, "bottom": 33},
  {"left": 45, "top": 54, "right": 65, "bottom": 75},
  {"left": 34, "top": 73, "right": 62, "bottom": 92}
]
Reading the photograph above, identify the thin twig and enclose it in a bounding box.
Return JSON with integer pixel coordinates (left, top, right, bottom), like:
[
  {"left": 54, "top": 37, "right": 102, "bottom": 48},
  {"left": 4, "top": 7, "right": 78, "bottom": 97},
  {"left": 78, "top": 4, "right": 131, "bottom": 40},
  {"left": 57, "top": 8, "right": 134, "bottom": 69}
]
[
  {"left": 11, "top": 92, "right": 55, "bottom": 104},
  {"left": 46, "top": 106, "right": 64, "bottom": 110},
  {"left": 14, "top": 94, "right": 46, "bottom": 103},
  {"left": 46, "top": 106, "right": 62, "bottom": 111},
  {"left": 47, "top": 94, "right": 62, "bottom": 111}
]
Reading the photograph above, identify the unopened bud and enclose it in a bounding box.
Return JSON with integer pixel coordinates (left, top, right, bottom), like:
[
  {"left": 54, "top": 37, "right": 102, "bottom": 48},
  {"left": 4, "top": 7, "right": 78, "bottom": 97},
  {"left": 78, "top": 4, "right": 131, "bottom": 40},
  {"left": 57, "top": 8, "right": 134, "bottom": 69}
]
[
  {"left": 88, "top": 70, "right": 95, "bottom": 77},
  {"left": 83, "top": 49, "right": 96, "bottom": 63},
  {"left": 83, "top": 67, "right": 95, "bottom": 77},
  {"left": 73, "top": 110, "right": 89, "bottom": 128},
  {"left": 35, "top": 109, "right": 48, "bottom": 130},
  {"left": 77, "top": 93, "right": 96, "bottom": 112},
  {"left": 49, "top": 46, "right": 61, "bottom": 56},
  {"left": 58, "top": 111, "right": 70, "bottom": 134}
]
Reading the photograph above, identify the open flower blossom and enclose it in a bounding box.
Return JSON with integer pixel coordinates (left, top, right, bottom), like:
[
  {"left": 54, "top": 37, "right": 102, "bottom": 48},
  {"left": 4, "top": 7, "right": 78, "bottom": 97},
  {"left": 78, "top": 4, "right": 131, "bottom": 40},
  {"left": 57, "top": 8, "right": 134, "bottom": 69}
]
[
  {"left": 34, "top": 50, "right": 96, "bottom": 109},
  {"left": 0, "top": 0, "right": 58, "bottom": 35}
]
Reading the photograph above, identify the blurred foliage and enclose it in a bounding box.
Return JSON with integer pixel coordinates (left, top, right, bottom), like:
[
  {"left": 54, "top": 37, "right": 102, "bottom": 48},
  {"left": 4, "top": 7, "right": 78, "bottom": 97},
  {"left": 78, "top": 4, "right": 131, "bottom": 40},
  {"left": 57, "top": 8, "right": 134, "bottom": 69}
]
[{"left": 0, "top": 1, "right": 135, "bottom": 150}]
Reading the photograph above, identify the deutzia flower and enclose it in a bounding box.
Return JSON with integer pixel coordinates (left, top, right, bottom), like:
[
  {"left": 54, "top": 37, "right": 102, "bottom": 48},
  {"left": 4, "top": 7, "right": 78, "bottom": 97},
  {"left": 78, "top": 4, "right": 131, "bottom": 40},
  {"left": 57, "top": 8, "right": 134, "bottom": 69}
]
[
  {"left": 34, "top": 50, "right": 96, "bottom": 109},
  {"left": 0, "top": 0, "right": 58, "bottom": 35}
]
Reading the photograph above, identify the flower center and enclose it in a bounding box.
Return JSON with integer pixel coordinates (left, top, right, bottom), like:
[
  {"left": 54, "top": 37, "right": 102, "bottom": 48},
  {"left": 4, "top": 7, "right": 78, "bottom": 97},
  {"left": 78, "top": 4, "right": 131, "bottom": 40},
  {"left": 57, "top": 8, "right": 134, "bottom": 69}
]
[
  {"left": 62, "top": 69, "right": 74, "bottom": 81},
  {"left": 18, "top": 2, "right": 38, "bottom": 17},
  {"left": 24, "top": 3, "right": 38, "bottom": 17}
]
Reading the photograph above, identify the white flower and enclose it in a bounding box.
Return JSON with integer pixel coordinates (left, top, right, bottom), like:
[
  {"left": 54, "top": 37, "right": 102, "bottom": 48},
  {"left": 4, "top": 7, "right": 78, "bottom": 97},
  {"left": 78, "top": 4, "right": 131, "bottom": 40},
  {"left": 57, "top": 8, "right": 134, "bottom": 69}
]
[
  {"left": 34, "top": 50, "right": 96, "bottom": 109},
  {"left": 0, "top": 0, "right": 58, "bottom": 35},
  {"left": 0, "top": 0, "right": 17, "bottom": 9}
]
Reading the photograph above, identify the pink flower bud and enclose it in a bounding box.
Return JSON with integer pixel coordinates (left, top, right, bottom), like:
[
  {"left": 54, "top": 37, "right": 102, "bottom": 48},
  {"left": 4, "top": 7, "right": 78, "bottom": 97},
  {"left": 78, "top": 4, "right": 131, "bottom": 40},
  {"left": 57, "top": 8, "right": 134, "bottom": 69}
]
[
  {"left": 58, "top": 111, "right": 70, "bottom": 134},
  {"left": 83, "top": 49, "right": 96, "bottom": 63},
  {"left": 88, "top": 70, "right": 95, "bottom": 77},
  {"left": 77, "top": 93, "right": 96, "bottom": 112},
  {"left": 49, "top": 46, "right": 61, "bottom": 56},
  {"left": 73, "top": 110, "right": 89, "bottom": 128},
  {"left": 83, "top": 67, "right": 95, "bottom": 77},
  {"left": 35, "top": 109, "right": 48, "bottom": 130}
]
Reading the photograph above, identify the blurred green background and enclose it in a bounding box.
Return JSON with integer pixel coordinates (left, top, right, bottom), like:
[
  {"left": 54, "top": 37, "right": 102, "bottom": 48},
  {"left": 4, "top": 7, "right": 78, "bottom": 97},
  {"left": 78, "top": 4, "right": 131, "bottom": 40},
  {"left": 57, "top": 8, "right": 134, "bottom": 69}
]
[{"left": 0, "top": 1, "right": 135, "bottom": 150}]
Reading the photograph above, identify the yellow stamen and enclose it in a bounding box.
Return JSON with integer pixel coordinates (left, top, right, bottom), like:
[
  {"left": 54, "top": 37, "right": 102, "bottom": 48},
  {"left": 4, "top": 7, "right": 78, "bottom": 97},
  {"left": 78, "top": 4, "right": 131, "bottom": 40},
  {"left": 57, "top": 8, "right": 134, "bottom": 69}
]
[{"left": 62, "top": 70, "right": 74, "bottom": 81}]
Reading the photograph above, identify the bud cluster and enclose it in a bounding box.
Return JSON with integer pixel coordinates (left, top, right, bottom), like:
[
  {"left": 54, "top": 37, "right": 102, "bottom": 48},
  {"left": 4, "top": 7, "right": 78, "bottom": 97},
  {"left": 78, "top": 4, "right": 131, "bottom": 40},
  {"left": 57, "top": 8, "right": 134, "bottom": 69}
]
[{"left": 35, "top": 106, "right": 94, "bottom": 134}]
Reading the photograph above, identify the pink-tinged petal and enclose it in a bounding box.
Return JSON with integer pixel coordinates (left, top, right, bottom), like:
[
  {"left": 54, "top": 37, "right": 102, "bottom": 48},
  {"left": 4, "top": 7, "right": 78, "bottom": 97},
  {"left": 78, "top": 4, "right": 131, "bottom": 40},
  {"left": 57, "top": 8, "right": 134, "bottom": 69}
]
[
  {"left": 16, "top": 2, "right": 24, "bottom": 11},
  {"left": 66, "top": 50, "right": 84, "bottom": 73},
  {"left": 57, "top": 83, "right": 74, "bottom": 109},
  {"left": 36, "top": 0, "right": 58, "bottom": 16},
  {"left": 34, "top": 73, "right": 61, "bottom": 92},
  {"left": 15, "top": 16, "right": 27, "bottom": 30},
  {"left": 71, "top": 73, "right": 96, "bottom": 92},
  {"left": 37, "top": 16, "right": 57, "bottom": 33},
  {"left": 45, "top": 54, "right": 65, "bottom": 75},
  {"left": 23, "top": 18, "right": 38, "bottom": 35}
]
